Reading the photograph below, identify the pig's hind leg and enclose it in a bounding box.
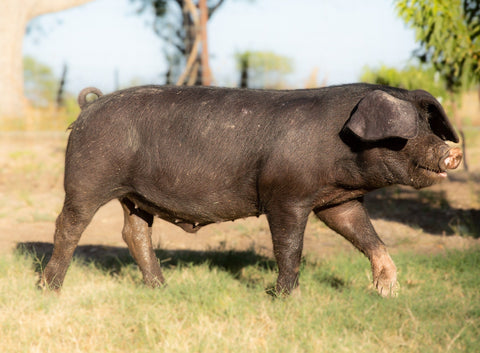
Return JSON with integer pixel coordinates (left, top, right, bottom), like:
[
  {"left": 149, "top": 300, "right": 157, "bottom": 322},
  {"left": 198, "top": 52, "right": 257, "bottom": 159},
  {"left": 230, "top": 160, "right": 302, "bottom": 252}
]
[
  {"left": 315, "top": 199, "right": 398, "bottom": 297},
  {"left": 40, "top": 195, "right": 100, "bottom": 291},
  {"left": 120, "top": 198, "right": 165, "bottom": 287}
]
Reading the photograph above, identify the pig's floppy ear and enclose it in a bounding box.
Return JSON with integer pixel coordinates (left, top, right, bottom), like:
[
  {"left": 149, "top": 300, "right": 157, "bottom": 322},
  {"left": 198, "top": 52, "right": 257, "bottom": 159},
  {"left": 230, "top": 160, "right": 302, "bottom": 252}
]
[
  {"left": 413, "top": 90, "right": 459, "bottom": 143},
  {"left": 344, "top": 90, "right": 418, "bottom": 141}
]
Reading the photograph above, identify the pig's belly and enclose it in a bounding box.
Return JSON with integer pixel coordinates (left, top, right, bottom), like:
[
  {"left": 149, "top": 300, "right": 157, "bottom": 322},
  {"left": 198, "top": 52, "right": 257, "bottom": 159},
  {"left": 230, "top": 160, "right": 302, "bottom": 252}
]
[{"left": 125, "top": 191, "right": 261, "bottom": 231}]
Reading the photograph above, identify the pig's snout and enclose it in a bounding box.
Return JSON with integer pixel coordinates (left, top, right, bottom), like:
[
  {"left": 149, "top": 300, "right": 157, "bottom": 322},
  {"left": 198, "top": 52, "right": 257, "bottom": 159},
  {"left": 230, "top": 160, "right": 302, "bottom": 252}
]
[{"left": 440, "top": 147, "right": 462, "bottom": 171}]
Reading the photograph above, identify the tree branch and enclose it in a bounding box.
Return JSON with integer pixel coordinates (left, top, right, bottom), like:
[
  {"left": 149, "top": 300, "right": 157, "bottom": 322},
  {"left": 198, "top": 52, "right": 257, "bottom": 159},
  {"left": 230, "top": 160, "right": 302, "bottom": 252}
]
[
  {"left": 208, "top": 0, "right": 225, "bottom": 18},
  {"left": 154, "top": 27, "right": 186, "bottom": 54},
  {"left": 29, "top": 0, "right": 96, "bottom": 19},
  {"left": 174, "top": 0, "right": 184, "bottom": 10},
  {"left": 176, "top": 0, "right": 200, "bottom": 85}
]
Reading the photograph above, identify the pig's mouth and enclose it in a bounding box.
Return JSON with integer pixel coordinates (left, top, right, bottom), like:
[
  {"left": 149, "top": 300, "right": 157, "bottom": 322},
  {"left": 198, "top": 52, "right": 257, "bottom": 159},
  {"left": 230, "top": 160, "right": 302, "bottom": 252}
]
[
  {"left": 416, "top": 147, "right": 462, "bottom": 180},
  {"left": 418, "top": 165, "right": 448, "bottom": 178}
]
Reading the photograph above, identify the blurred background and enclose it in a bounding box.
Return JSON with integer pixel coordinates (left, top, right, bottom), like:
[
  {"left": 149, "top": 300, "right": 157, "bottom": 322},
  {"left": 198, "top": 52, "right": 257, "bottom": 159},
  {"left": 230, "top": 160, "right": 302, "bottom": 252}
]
[{"left": 1, "top": 0, "right": 479, "bottom": 133}]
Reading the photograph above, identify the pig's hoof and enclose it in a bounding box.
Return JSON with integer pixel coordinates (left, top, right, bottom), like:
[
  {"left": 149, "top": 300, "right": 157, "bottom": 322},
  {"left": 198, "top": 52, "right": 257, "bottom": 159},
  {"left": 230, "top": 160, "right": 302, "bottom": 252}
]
[
  {"left": 373, "top": 272, "right": 398, "bottom": 297},
  {"left": 268, "top": 284, "right": 301, "bottom": 298},
  {"left": 143, "top": 277, "right": 166, "bottom": 289},
  {"left": 37, "top": 277, "right": 62, "bottom": 294},
  {"left": 371, "top": 254, "right": 398, "bottom": 297}
]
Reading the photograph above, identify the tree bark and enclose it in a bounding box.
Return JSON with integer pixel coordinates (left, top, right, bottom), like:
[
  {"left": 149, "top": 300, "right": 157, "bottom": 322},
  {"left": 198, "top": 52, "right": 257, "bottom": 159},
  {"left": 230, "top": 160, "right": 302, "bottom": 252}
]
[
  {"left": 199, "top": 0, "right": 211, "bottom": 86},
  {"left": 450, "top": 91, "right": 468, "bottom": 171},
  {"left": 0, "top": 0, "right": 95, "bottom": 121},
  {"left": 176, "top": 0, "right": 200, "bottom": 86}
]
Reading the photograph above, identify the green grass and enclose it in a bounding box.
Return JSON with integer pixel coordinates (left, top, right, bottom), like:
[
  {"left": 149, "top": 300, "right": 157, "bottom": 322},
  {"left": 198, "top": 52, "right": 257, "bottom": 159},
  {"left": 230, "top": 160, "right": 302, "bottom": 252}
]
[{"left": 1, "top": 248, "right": 479, "bottom": 353}]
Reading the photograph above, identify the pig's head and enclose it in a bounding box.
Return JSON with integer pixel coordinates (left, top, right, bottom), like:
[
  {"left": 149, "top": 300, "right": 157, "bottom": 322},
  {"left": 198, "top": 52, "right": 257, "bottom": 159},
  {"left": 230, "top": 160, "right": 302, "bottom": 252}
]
[{"left": 342, "top": 89, "right": 462, "bottom": 189}]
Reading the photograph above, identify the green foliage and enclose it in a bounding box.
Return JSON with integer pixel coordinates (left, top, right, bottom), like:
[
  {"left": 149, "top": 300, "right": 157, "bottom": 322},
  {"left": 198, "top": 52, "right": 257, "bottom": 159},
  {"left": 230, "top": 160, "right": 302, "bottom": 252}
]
[
  {"left": 235, "top": 51, "right": 294, "bottom": 88},
  {"left": 360, "top": 63, "right": 448, "bottom": 100},
  {"left": 396, "top": 0, "right": 480, "bottom": 92},
  {"left": 23, "top": 56, "right": 58, "bottom": 107},
  {"left": 236, "top": 51, "right": 293, "bottom": 74},
  {"left": 17, "top": 56, "right": 81, "bottom": 130},
  {"left": 1, "top": 248, "right": 479, "bottom": 352}
]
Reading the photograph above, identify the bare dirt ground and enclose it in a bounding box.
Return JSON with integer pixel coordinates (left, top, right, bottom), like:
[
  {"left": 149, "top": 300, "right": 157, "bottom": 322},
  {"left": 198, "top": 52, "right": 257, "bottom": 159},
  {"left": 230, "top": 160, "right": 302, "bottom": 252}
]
[{"left": 1, "top": 131, "right": 479, "bottom": 263}]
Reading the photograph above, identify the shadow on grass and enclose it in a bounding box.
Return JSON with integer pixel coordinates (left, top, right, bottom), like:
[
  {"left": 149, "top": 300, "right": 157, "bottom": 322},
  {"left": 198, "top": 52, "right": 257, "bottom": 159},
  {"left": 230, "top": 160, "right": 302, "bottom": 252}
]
[
  {"left": 365, "top": 184, "right": 480, "bottom": 238},
  {"left": 15, "top": 242, "right": 349, "bottom": 294},
  {"left": 15, "top": 241, "right": 277, "bottom": 282}
]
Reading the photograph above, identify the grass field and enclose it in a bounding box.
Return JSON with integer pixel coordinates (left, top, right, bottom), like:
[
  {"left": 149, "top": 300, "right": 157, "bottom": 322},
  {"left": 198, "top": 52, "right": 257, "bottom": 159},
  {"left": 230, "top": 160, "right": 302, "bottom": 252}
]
[{"left": 1, "top": 247, "right": 479, "bottom": 353}]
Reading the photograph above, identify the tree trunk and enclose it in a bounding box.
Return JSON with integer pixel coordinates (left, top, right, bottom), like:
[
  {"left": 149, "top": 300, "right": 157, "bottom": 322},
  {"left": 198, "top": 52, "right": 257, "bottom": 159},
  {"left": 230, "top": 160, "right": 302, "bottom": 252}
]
[
  {"left": 199, "top": 0, "right": 211, "bottom": 86},
  {"left": 0, "top": 2, "right": 28, "bottom": 119},
  {"left": 0, "top": 0, "right": 96, "bottom": 121},
  {"left": 239, "top": 54, "right": 249, "bottom": 88},
  {"left": 56, "top": 63, "right": 68, "bottom": 108},
  {"left": 177, "top": 0, "right": 201, "bottom": 86},
  {"left": 450, "top": 91, "right": 468, "bottom": 171}
]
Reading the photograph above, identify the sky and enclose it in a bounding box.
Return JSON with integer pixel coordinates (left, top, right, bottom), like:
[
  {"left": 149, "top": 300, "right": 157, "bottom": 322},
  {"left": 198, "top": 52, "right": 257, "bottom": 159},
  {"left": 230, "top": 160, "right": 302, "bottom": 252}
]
[{"left": 23, "top": 0, "right": 418, "bottom": 95}]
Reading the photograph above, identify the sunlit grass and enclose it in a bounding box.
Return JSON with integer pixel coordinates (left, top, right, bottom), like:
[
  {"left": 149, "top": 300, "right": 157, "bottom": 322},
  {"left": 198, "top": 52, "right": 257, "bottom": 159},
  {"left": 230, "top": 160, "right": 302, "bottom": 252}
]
[{"left": 0, "top": 248, "right": 478, "bottom": 353}]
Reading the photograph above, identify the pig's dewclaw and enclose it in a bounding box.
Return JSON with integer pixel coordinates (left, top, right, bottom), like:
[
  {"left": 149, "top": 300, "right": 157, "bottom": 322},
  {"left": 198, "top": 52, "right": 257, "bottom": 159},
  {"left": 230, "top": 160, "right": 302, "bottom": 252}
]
[
  {"left": 374, "top": 276, "right": 399, "bottom": 298},
  {"left": 371, "top": 253, "right": 398, "bottom": 297}
]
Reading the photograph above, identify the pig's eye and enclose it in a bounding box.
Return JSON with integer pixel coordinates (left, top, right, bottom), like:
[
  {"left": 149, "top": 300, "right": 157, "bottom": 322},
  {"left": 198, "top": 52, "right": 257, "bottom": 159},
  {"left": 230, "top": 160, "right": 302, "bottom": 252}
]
[{"left": 425, "top": 104, "right": 459, "bottom": 143}]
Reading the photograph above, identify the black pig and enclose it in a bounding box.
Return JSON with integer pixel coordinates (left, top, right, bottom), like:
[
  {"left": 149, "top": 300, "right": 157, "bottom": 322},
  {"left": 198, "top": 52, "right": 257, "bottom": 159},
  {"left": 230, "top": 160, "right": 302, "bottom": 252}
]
[{"left": 40, "top": 84, "right": 462, "bottom": 296}]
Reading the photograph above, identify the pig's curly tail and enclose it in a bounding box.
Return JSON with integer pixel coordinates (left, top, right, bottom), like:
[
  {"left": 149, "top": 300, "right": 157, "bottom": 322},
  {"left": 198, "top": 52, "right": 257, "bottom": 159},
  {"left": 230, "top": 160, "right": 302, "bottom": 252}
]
[{"left": 77, "top": 87, "right": 103, "bottom": 110}]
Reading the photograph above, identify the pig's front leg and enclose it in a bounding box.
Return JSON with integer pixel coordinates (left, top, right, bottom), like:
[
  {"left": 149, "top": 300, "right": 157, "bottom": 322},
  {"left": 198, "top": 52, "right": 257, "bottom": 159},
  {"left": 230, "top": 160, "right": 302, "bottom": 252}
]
[
  {"left": 267, "top": 205, "right": 311, "bottom": 296},
  {"left": 314, "top": 199, "right": 398, "bottom": 297}
]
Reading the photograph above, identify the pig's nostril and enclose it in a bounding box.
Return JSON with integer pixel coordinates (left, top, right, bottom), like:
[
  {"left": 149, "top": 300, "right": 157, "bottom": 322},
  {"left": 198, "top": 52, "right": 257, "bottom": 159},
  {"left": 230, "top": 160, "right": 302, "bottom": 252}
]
[{"left": 443, "top": 148, "right": 462, "bottom": 170}]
